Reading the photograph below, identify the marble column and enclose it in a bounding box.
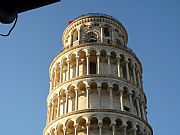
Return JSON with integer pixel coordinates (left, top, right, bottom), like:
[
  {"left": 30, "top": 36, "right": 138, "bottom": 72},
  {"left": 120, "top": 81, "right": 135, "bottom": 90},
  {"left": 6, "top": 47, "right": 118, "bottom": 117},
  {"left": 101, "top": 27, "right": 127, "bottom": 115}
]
[
  {"left": 57, "top": 94, "right": 61, "bottom": 117},
  {"left": 74, "top": 125, "right": 78, "bottom": 135},
  {"left": 109, "top": 87, "right": 113, "bottom": 109},
  {"left": 137, "top": 71, "right": 141, "bottom": 88},
  {"left": 75, "top": 88, "right": 78, "bottom": 111},
  {"left": 61, "top": 64, "right": 63, "bottom": 83},
  {"left": 97, "top": 87, "right": 101, "bottom": 108},
  {"left": 140, "top": 100, "right": 146, "bottom": 120},
  {"left": 125, "top": 60, "right": 130, "bottom": 81},
  {"left": 86, "top": 54, "right": 90, "bottom": 75},
  {"left": 112, "top": 124, "right": 116, "bottom": 135},
  {"left": 132, "top": 128, "right": 137, "bottom": 135},
  {"left": 119, "top": 90, "right": 124, "bottom": 111},
  {"left": 122, "top": 125, "right": 127, "bottom": 135},
  {"left": 78, "top": 29, "right": 81, "bottom": 42},
  {"left": 65, "top": 91, "right": 68, "bottom": 113},
  {"left": 51, "top": 101, "right": 54, "bottom": 121},
  {"left": 132, "top": 63, "right": 137, "bottom": 85},
  {"left": 107, "top": 55, "right": 111, "bottom": 75},
  {"left": 63, "top": 127, "right": 66, "bottom": 135},
  {"left": 53, "top": 68, "right": 57, "bottom": 87},
  {"left": 67, "top": 60, "right": 70, "bottom": 80},
  {"left": 86, "top": 122, "right": 90, "bottom": 135},
  {"left": 55, "top": 129, "right": 58, "bottom": 135},
  {"left": 99, "top": 123, "right": 102, "bottom": 135},
  {"left": 59, "top": 64, "right": 62, "bottom": 83},
  {"left": 100, "top": 26, "right": 103, "bottom": 43},
  {"left": 136, "top": 97, "right": 141, "bottom": 117},
  {"left": 76, "top": 56, "right": 79, "bottom": 77},
  {"left": 129, "top": 92, "right": 134, "bottom": 113},
  {"left": 47, "top": 104, "right": 50, "bottom": 123},
  {"left": 97, "top": 53, "right": 100, "bottom": 74},
  {"left": 86, "top": 87, "right": 90, "bottom": 109},
  {"left": 117, "top": 57, "right": 121, "bottom": 77}
]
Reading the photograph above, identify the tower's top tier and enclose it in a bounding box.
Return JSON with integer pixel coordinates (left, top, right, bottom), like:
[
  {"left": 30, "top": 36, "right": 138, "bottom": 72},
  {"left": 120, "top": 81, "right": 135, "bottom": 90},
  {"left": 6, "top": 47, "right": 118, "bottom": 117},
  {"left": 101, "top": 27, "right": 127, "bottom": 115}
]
[{"left": 62, "top": 13, "right": 128, "bottom": 49}]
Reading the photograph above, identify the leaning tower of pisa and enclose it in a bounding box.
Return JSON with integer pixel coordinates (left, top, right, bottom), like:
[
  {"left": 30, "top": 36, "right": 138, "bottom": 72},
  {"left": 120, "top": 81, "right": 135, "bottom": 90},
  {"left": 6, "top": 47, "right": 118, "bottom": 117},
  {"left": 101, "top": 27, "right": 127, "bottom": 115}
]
[{"left": 43, "top": 13, "right": 153, "bottom": 135}]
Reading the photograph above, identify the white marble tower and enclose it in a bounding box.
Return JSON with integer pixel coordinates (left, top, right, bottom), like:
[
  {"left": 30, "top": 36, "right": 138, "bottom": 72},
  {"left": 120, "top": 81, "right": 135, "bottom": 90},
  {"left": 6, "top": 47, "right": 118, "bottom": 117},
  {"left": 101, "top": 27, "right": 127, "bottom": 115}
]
[{"left": 43, "top": 13, "right": 153, "bottom": 135}]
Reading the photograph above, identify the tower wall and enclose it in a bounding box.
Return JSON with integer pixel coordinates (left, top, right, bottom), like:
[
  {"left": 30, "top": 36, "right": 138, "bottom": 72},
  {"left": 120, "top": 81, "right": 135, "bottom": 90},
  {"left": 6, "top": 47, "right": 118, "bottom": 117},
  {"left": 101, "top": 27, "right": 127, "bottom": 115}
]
[{"left": 43, "top": 13, "right": 153, "bottom": 135}]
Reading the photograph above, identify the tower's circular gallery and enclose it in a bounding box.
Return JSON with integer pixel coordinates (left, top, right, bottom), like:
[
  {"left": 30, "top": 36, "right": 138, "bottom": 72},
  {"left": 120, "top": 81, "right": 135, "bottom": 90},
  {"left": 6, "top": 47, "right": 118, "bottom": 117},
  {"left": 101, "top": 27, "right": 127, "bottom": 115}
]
[{"left": 43, "top": 13, "right": 153, "bottom": 135}]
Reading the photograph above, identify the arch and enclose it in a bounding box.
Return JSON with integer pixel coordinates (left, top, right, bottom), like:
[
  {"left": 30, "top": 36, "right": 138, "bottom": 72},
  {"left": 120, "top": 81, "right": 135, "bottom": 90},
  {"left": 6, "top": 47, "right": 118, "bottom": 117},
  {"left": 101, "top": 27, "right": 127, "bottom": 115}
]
[
  {"left": 90, "top": 117, "right": 98, "bottom": 126},
  {"left": 85, "top": 31, "right": 98, "bottom": 42},
  {"left": 77, "top": 48, "right": 88, "bottom": 56},
  {"left": 90, "top": 49, "right": 97, "bottom": 74},
  {"left": 57, "top": 124, "right": 64, "bottom": 135},
  {"left": 104, "top": 26, "right": 111, "bottom": 37},
  {"left": 126, "top": 120, "right": 133, "bottom": 131},
  {"left": 102, "top": 117, "right": 111, "bottom": 126},
  {"left": 72, "top": 29, "right": 78, "bottom": 43},
  {"left": 115, "top": 118, "right": 122, "bottom": 128}
]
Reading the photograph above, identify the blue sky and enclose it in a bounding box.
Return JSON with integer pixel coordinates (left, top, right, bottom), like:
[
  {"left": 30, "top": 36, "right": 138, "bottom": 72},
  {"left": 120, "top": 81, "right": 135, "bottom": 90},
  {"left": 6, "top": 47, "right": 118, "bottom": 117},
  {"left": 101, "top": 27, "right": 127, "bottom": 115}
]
[{"left": 0, "top": 0, "right": 180, "bottom": 135}]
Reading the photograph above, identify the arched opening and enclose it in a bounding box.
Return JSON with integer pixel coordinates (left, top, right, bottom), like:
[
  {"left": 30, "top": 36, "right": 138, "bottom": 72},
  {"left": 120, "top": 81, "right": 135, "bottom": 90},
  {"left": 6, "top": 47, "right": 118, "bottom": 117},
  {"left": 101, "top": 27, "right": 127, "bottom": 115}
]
[
  {"left": 61, "top": 90, "right": 66, "bottom": 115},
  {"left": 52, "top": 95, "right": 58, "bottom": 120},
  {"left": 100, "top": 50, "right": 107, "bottom": 74},
  {"left": 78, "top": 118, "right": 87, "bottom": 135},
  {"left": 101, "top": 82, "right": 109, "bottom": 108},
  {"left": 90, "top": 117, "right": 98, "bottom": 130},
  {"left": 78, "top": 82, "right": 87, "bottom": 110},
  {"left": 115, "top": 118, "right": 122, "bottom": 135},
  {"left": 120, "top": 54, "right": 126, "bottom": 79},
  {"left": 85, "top": 31, "right": 97, "bottom": 43},
  {"left": 112, "top": 83, "right": 119, "bottom": 110},
  {"left": 69, "top": 54, "right": 76, "bottom": 79},
  {"left": 68, "top": 85, "right": 76, "bottom": 112},
  {"left": 111, "top": 51, "right": 117, "bottom": 76},
  {"left": 56, "top": 63, "right": 60, "bottom": 84},
  {"left": 66, "top": 120, "right": 75, "bottom": 134},
  {"left": 123, "top": 87, "right": 130, "bottom": 112},
  {"left": 79, "top": 51, "right": 86, "bottom": 76},
  {"left": 58, "top": 124, "right": 64, "bottom": 135},
  {"left": 62, "top": 58, "right": 68, "bottom": 82},
  {"left": 104, "top": 27, "right": 110, "bottom": 37},
  {"left": 90, "top": 82, "right": 98, "bottom": 108},
  {"left": 102, "top": 117, "right": 111, "bottom": 128},
  {"left": 126, "top": 121, "right": 133, "bottom": 133},
  {"left": 72, "top": 30, "right": 78, "bottom": 42},
  {"left": 51, "top": 128, "right": 55, "bottom": 135},
  {"left": 90, "top": 49, "right": 97, "bottom": 74},
  {"left": 128, "top": 58, "right": 134, "bottom": 82}
]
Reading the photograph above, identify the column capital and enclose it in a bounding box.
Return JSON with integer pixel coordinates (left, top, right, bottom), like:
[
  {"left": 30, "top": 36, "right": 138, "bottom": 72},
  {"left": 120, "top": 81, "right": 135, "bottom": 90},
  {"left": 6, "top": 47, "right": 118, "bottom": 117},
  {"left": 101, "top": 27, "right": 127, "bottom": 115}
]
[
  {"left": 128, "top": 91, "right": 133, "bottom": 95},
  {"left": 124, "top": 59, "right": 129, "bottom": 64},
  {"left": 119, "top": 88, "right": 124, "bottom": 93},
  {"left": 74, "top": 88, "right": 79, "bottom": 91},
  {"left": 86, "top": 54, "right": 90, "bottom": 57},
  {"left": 98, "top": 122, "right": 103, "bottom": 128},
  {"left": 74, "top": 124, "right": 79, "bottom": 129},
  {"left": 65, "top": 90, "right": 69, "bottom": 95},
  {"left": 76, "top": 56, "right": 79, "bottom": 59},
  {"left": 135, "top": 95, "right": 140, "bottom": 100},
  {"left": 86, "top": 121, "right": 90, "bottom": 126},
  {"left": 66, "top": 59, "right": 70, "bottom": 63},
  {"left": 86, "top": 86, "right": 91, "bottom": 90},
  {"left": 96, "top": 53, "right": 100, "bottom": 56},
  {"left": 122, "top": 124, "right": 127, "bottom": 128},
  {"left": 107, "top": 54, "right": 111, "bottom": 57},
  {"left": 51, "top": 100, "right": 54, "bottom": 105}
]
